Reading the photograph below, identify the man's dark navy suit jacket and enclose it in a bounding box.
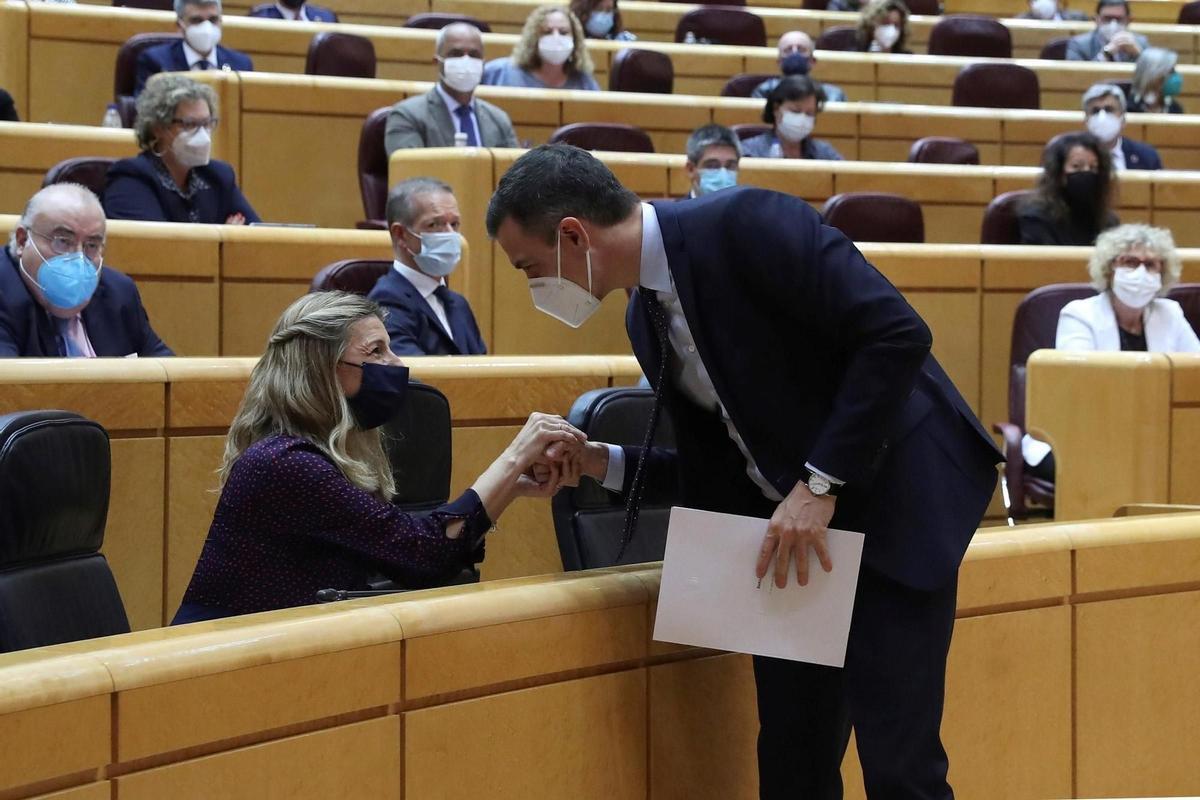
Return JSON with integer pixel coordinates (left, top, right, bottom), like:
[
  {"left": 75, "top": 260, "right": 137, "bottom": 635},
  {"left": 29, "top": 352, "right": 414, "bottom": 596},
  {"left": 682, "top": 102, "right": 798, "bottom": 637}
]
[
  {"left": 368, "top": 269, "right": 487, "bottom": 356},
  {"left": 626, "top": 188, "right": 1001, "bottom": 591}
]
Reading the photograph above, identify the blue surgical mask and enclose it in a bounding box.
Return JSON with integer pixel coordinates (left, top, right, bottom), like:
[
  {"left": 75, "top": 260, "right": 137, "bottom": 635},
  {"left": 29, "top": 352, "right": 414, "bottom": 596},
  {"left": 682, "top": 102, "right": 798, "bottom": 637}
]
[
  {"left": 585, "top": 10, "right": 615, "bottom": 36},
  {"left": 780, "top": 52, "right": 810, "bottom": 76},
  {"left": 340, "top": 361, "right": 410, "bottom": 430},
  {"left": 409, "top": 231, "right": 462, "bottom": 277},
  {"left": 697, "top": 168, "right": 738, "bottom": 195},
  {"left": 1163, "top": 72, "right": 1183, "bottom": 97},
  {"left": 22, "top": 238, "right": 101, "bottom": 310}
]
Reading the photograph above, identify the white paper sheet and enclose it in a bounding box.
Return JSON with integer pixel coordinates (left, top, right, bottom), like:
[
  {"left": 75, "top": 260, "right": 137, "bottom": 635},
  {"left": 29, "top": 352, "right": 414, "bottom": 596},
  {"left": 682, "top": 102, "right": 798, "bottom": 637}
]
[{"left": 652, "top": 506, "right": 865, "bottom": 668}]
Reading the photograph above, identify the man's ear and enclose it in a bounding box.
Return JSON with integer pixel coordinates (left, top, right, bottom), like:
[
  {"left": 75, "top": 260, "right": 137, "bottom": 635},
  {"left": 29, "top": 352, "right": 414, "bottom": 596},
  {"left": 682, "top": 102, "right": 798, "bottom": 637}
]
[
  {"left": 558, "top": 216, "right": 589, "bottom": 248},
  {"left": 13, "top": 227, "right": 27, "bottom": 254}
]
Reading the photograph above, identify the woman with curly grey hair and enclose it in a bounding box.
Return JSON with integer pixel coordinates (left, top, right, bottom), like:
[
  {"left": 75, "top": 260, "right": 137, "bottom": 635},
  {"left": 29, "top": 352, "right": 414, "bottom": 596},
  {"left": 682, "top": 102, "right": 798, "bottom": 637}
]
[
  {"left": 482, "top": 5, "right": 599, "bottom": 90},
  {"left": 102, "top": 73, "right": 259, "bottom": 225},
  {"left": 1057, "top": 223, "right": 1199, "bottom": 351}
]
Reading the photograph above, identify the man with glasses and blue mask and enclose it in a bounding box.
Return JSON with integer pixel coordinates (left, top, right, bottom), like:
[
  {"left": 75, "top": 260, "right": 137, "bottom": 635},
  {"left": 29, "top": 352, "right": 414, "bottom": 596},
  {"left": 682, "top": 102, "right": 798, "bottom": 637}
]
[
  {"left": 0, "top": 184, "right": 172, "bottom": 358},
  {"left": 367, "top": 178, "right": 486, "bottom": 356},
  {"left": 751, "top": 32, "right": 846, "bottom": 103},
  {"left": 683, "top": 125, "right": 741, "bottom": 198},
  {"left": 134, "top": 0, "right": 254, "bottom": 96}
]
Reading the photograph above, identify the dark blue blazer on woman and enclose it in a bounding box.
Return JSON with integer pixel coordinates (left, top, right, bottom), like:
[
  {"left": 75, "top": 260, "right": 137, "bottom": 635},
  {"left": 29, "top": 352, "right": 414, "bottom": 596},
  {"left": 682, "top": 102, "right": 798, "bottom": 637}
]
[
  {"left": 626, "top": 188, "right": 1001, "bottom": 592},
  {"left": 0, "top": 247, "right": 172, "bottom": 358},
  {"left": 103, "top": 152, "right": 260, "bottom": 225},
  {"left": 134, "top": 41, "right": 254, "bottom": 95},
  {"left": 367, "top": 269, "right": 487, "bottom": 356}
]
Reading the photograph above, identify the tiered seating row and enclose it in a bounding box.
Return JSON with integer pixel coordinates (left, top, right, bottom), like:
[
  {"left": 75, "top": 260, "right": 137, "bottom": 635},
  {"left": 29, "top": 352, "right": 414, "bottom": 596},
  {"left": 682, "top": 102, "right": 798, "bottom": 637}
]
[{"left": 1, "top": 514, "right": 1199, "bottom": 798}]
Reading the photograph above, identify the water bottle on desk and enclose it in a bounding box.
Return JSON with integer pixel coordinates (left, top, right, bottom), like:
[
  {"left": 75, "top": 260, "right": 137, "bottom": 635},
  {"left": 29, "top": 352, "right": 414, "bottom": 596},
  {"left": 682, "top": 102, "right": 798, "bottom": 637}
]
[
  {"left": 101, "top": 104, "right": 122, "bottom": 129},
  {"left": 683, "top": 30, "right": 697, "bottom": 44},
  {"left": 454, "top": 131, "right": 469, "bottom": 147}
]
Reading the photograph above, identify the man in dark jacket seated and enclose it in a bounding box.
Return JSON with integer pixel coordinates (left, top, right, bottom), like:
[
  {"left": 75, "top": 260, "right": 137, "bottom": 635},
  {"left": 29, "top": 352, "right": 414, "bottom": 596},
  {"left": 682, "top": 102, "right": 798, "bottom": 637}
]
[
  {"left": 1081, "top": 82, "right": 1163, "bottom": 170},
  {"left": 248, "top": 0, "right": 337, "bottom": 22},
  {"left": 367, "top": 178, "right": 487, "bottom": 356},
  {"left": 0, "top": 184, "right": 173, "bottom": 358},
  {"left": 135, "top": 0, "right": 254, "bottom": 96}
]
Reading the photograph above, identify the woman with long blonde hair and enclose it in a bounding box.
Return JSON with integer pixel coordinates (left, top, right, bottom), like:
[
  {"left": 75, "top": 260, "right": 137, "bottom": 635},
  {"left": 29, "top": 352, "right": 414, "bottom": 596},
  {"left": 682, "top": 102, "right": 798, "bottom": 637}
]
[
  {"left": 173, "top": 291, "right": 582, "bottom": 623},
  {"left": 482, "top": 5, "right": 600, "bottom": 90}
]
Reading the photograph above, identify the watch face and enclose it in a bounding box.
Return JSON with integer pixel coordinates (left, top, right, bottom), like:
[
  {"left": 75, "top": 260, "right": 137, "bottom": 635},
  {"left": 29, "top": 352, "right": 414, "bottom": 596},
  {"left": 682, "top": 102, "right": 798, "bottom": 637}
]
[{"left": 808, "top": 474, "right": 831, "bottom": 496}]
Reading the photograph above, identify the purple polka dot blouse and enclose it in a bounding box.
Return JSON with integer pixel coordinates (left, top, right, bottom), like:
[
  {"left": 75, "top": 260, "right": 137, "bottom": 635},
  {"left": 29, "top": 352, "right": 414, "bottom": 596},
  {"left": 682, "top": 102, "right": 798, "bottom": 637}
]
[{"left": 177, "top": 435, "right": 492, "bottom": 616}]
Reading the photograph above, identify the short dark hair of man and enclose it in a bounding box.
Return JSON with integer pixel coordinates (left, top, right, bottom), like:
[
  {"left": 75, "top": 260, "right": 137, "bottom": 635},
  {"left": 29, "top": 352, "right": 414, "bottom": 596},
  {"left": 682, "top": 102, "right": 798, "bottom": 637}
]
[
  {"left": 386, "top": 177, "right": 453, "bottom": 228},
  {"left": 485, "top": 144, "right": 640, "bottom": 244},
  {"left": 762, "top": 74, "right": 827, "bottom": 125},
  {"left": 686, "top": 124, "right": 742, "bottom": 165},
  {"left": 1095, "top": 0, "right": 1130, "bottom": 14}
]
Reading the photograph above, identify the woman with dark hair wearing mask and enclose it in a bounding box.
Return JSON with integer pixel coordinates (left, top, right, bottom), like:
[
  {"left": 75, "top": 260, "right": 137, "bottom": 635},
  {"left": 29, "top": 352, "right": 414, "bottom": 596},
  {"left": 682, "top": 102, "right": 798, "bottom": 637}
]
[
  {"left": 172, "top": 291, "right": 584, "bottom": 624},
  {"left": 1018, "top": 132, "right": 1118, "bottom": 246},
  {"left": 741, "top": 75, "right": 843, "bottom": 160},
  {"left": 569, "top": 0, "right": 636, "bottom": 40}
]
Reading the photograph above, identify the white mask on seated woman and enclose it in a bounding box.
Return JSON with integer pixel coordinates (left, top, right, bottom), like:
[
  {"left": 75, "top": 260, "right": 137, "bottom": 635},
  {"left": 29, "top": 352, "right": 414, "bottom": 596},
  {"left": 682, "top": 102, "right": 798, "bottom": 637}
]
[
  {"left": 538, "top": 33, "right": 574, "bottom": 66},
  {"left": 1111, "top": 265, "right": 1162, "bottom": 309}
]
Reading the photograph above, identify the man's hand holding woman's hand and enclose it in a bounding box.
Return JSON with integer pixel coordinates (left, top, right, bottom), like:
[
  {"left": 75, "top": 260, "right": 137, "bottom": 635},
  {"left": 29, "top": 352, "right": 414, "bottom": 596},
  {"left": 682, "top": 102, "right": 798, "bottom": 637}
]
[{"left": 506, "top": 413, "right": 590, "bottom": 497}]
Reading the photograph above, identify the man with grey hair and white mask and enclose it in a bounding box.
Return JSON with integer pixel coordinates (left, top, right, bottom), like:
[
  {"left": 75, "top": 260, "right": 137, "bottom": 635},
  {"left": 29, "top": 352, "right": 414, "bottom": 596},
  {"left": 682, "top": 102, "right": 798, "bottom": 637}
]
[
  {"left": 0, "top": 184, "right": 172, "bottom": 358},
  {"left": 134, "top": 0, "right": 254, "bottom": 95},
  {"left": 1081, "top": 82, "right": 1163, "bottom": 170},
  {"left": 385, "top": 22, "right": 520, "bottom": 154}
]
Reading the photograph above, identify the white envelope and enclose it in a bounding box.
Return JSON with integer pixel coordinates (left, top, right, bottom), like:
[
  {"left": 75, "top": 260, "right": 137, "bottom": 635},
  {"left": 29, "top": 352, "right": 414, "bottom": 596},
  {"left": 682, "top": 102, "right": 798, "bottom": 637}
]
[{"left": 653, "top": 506, "right": 865, "bottom": 668}]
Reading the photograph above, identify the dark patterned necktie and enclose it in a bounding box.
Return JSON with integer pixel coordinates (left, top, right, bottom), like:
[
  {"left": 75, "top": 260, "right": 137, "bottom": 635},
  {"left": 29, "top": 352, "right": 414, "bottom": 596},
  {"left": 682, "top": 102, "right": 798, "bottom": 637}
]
[
  {"left": 196, "top": 59, "right": 212, "bottom": 70},
  {"left": 617, "top": 290, "right": 671, "bottom": 561},
  {"left": 433, "top": 285, "right": 466, "bottom": 351}
]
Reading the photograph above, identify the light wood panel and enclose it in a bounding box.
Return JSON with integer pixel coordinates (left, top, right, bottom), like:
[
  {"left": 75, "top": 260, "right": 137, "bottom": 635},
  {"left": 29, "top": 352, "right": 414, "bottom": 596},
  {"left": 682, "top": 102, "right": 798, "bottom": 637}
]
[
  {"left": 106, "top": 438, "right": 166, "bottom": 631},
  {"left": 1075, "top": 591, "right": 1200, "bottom": 796},
  {"left": 0, "top": 694, "right": 110, "bottom": 793},
  {"left": 114, "top": 716, "right": 402, "bottom": 800},
  {"left": 31, "top": 784, "right": 111, "bottom": 800},
  {"left": 404, "top": 670, "right": 649, "bottom": 799}
]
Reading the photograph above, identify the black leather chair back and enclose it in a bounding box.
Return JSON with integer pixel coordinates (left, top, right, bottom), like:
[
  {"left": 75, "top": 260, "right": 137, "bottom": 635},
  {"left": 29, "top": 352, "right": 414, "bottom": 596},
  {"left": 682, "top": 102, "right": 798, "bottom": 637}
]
[
  {"left": 0, "top": 411, "right": 130, "bottom": 652},
  {"left": 1167, "top": 283, "right": 1200, "bottom": 336},
  {"left": 552, "top": 388, "right": 677, "bottom": 571},
  {"left": 609, "top": 48, "right": 674, "bottom": 94},
  {"left": 928, "top": 14, "right": 1012, "bottom": 58},
  {"left": 674, "top": 7, "right": 766, "bottom": 46},
  {"left": 305, "top": 32, "right": 377, "bottom": 78},
  {"left": 908, "top": 136, "right": 979, "bottom": 165},
  {"left": 548, "top": 123, "right": 655, "bottom": 153},
  {"left": 822, "top": 192, "right": 925, "bottom": 243},
  {"left": 358, "top": 106, "right": 391, "bottom": 227},
  {"left": 1040, "top": 36, "right": 1070, "bottom": 60},
  {"left": 404, "top": 12, "right": 491, "bottom": 32},
  {"left": 814, "top": 26, "right": 859, "bottom": 51},
  {"left": 1008, "top": 284, "right": 1095, "bottom": 430},
  {"left": 980, "top": 189, "right": 1033, "bottom": 244},
  {"left": 720, "top": 73, "right": 775, "bottom": 97},
  {"left": 731, "top": 123, "right": 771, "bottom": 140},
  {"left": 952, "top": 63, "right": 1040, "bottom": 109},
  {"left": 1178, "top": 0, "right": 1200, "bottom": 24},
  {"left": 42, "top": 158, "right": 118, "bottom": 198},
  {"left": 310, "top": 259, "right": 391, "bottom": 295},
  {"left": 114, "top": 33, "right": 181, "bottom": 126}
]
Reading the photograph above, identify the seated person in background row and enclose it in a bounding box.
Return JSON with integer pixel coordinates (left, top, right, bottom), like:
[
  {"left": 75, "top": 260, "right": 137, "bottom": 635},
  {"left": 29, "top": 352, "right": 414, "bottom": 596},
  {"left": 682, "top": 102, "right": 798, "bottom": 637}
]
[
  {"left": 1067, "top": 0, "right": 1147, "bottom": 62},
  {"left": 1060, "top": 224, "right": 1199, "bottom": 352},
  {"left": 1023, "top": 223, "right": 1197, "bottom": 480},
  {"left": 1128, "top": 47, "right": 1185, "bottom": 113},
  {"left": 570, "top": 0, "right": 636, "bottom": 41},
  {"left": 1019, "top": 0, "right": 1089, "bottom": 20},
  {"left": 1018, "top": 132, "right": 1117, "bottom": 246},
  {"left": 367, "top": 178, "right": 486, "bottom": 356},
  {"left": 134, "top": 0, "right": 253, "bottom": 96},
  {"left": 104, "top": 74, "right": 260, "bottom": 225},
  {"left": 1082, "top": 82, "right": 1161, "bottom": 169},
  {"left": 858, "top": 0, "right": 912, "bottom": 54},
  {"left": 385, "top": 22, "right": 520, "bottom": 154},
  {"left": 0, "top": 88, "right": 16, "bottom": 121},
  {"left": 172, "top": 291, "right": 581, "bottom": 623},
  {"left": 683, "top": 124, "right": 741, "bottom": 198},
  {"left": 0, "top": 184, "right": 173, "bottom": 358},
  {"left": 827, "top": 0, "right": 864, "bottom": 12},
  {"left": 248, "top": 0, "right": 336, "bottom": 22},
  {"left": 482, "top": 5, "right": 600, "bottom": 91},
  {"left": 741, "top": 75, "right": 843, "bottom": 161},
  {"left": 752, "top": 31, "right": 847, "bottom": 103}
]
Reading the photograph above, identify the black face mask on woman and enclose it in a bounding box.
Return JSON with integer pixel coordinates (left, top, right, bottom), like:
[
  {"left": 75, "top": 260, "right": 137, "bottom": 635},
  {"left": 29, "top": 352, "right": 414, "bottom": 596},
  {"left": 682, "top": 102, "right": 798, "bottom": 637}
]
[
  {"left": 339, "top": 362, "right": 410, "bottom": 430},
  {"left": 1063, "top": 171, "right": 1100, "bottom": 215}
]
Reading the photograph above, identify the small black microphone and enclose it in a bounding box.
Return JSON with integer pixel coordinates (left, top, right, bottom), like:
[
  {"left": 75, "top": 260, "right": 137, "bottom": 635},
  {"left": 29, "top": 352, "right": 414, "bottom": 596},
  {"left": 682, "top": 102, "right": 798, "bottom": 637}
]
[{"left": 315, "top": 587, "right": 405, "bottom": 603}]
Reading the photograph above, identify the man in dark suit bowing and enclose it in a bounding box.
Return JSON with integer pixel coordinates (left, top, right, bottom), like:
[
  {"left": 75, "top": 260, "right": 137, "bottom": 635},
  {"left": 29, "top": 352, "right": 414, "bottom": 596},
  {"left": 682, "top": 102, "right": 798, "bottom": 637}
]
[
  {"left": 134, "top": 0, "right": 254, "bottom": 96},
  {"left": 488, "top": 144, "right": 1001, "bottom": 798},
  {"left": 0, "top": 184, "right": 172, "bottom": 358},
  {"left": 367, "top": 178, "right": 486, "bottom": 356}
]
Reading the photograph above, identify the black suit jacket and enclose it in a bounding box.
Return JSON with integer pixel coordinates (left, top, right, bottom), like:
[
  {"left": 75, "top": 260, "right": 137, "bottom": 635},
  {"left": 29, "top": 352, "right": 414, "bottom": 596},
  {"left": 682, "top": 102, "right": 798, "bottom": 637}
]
[
  {"left": 1122, "top": 137, "right": 1163, "bottom": 170},
  {"left": 249, "top": 3, "right": 337, "bottom": 22},
  {"left": 367, "top": 269, "right": 487, "bottom": 356},
  {"left": 134, "top": 41, "right": 254, "bottom": 95},
  {"left": 0, "top": 247, "right": 173, "bottom": 358},
  {"left": 625, "top": 189, "right": 1000, "bottom": 591},
  {"left": 103, "top": 152, "right": 260, "bottom": 225}
]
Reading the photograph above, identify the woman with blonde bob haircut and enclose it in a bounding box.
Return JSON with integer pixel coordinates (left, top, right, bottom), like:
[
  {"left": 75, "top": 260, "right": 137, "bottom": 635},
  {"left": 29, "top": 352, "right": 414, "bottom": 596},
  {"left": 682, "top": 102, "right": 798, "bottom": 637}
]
[
  {"left": 173, "top": 292, "right": 584, "bottom": 623},
  {"left": 482, "top": 4, "right": 600, "bottom": 90},
  {"left": 1058, "top": 223, "right": 1198, "bottom": 351}
]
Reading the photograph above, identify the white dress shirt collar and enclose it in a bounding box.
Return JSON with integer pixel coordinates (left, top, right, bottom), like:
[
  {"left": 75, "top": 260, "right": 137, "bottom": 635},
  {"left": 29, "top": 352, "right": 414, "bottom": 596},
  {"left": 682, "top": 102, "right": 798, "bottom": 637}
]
[
  {"left": 393, "top": 258, "right": 444, "bottom": 297},
  {"left": 182, "top": 40, "right": 218, "bottom": 68},
  {"left": 435, "top": 81, "right": 473, "bottom": 114},
  {"left": 274, "top": 1, "right": 308, "bottom": 20},
  {"left": 638, "top": 202, "right": 672, "bottom": 294},
  {"left": 1110, "top": 137, "right": 1126, "bottom": 170}
]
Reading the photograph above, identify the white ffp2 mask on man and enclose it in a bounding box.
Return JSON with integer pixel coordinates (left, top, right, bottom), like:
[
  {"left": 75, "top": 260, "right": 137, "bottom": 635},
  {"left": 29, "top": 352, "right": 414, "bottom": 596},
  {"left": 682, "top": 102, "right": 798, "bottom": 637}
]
[{"left": 529, "top": 228, "right": 601, "bottom": 328}]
